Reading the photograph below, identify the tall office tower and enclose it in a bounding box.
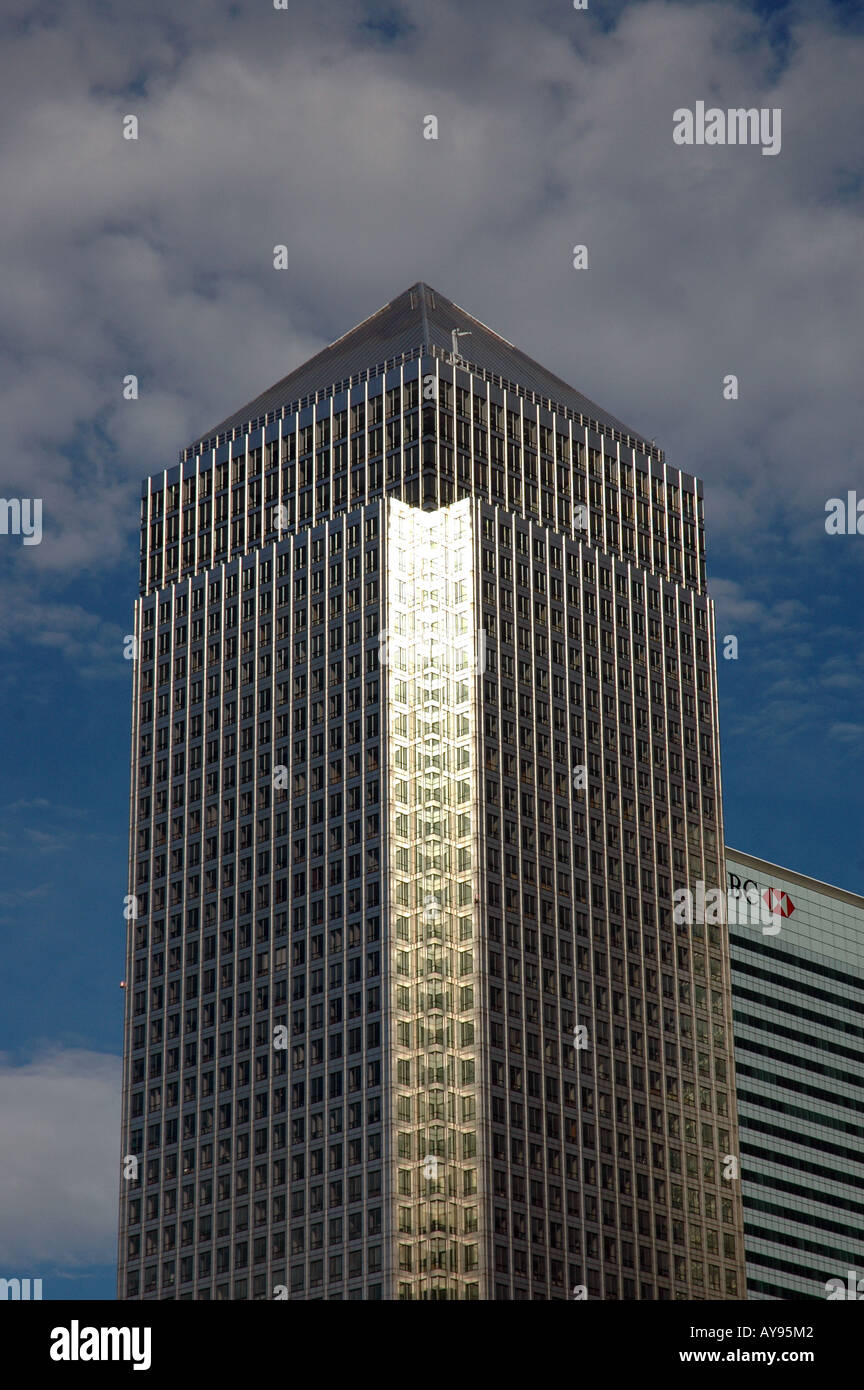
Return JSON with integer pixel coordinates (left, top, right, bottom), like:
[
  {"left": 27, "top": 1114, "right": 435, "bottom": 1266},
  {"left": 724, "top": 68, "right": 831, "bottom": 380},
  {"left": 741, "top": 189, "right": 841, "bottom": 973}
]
[
  {"left": 725, "top": 849, "right": 864, "bottom": 1301},
  {"left": 118, "top": 284, "right": 746, "bottom": 1301}
]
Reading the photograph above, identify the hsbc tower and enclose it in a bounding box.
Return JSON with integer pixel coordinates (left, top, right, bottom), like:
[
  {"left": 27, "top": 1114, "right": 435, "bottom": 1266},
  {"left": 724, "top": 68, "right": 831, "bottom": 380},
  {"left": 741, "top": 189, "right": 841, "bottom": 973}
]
[{"left": 725, "top": 847, "right": 864, "bottom": 1300}]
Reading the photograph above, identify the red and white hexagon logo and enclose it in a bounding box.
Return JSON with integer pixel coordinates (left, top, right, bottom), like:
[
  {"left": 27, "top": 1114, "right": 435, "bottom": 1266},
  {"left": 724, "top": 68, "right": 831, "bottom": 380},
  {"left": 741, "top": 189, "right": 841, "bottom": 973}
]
[{"left": 762, "top": 888, "right": 795, "bottom": 918}]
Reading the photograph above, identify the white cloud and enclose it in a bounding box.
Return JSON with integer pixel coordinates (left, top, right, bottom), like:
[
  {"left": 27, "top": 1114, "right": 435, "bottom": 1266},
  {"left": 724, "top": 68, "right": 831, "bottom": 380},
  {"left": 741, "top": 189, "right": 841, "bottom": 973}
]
[
  {"left": 0, "top": 590, "right": 128, "bottom": 678},
  {"left": 0, "top": 0, "right": 860, "bottom": 664},
  {"left": 829, "top": 722, "right": 864, "bottom": 744},
  {"left": 0, "top": 1049, "right": 120, "bottom": 1271},
  {"left": 709, "top": 576, "right": 810, "bottom": 632}
]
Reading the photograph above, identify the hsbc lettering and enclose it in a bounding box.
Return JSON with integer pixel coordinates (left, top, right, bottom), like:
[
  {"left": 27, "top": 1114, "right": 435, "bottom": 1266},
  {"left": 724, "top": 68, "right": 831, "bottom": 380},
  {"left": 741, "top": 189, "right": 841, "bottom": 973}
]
[{"left": 727, "top": 873, "right": 795, "bottom": 933}]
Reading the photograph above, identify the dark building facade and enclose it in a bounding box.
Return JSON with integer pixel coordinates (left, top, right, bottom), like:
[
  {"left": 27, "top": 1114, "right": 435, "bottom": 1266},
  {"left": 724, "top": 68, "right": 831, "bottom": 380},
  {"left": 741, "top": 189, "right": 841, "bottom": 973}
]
[{"left": 118, "top": 284, "right": 746, "bottom": 1300}]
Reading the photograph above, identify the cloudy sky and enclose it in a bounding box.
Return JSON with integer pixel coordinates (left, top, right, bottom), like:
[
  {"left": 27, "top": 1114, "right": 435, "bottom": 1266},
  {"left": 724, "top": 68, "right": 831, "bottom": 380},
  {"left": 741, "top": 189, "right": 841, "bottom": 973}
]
[{"left": 0, "top": 0, "right": 861, "bottom": 1299}]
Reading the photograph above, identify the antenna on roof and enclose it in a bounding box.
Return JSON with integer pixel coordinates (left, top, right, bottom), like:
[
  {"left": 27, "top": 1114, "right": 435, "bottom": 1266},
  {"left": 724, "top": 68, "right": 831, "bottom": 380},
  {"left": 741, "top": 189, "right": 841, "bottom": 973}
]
[{"left": 451, "top": 328, "right": 471, "bottom": 362}]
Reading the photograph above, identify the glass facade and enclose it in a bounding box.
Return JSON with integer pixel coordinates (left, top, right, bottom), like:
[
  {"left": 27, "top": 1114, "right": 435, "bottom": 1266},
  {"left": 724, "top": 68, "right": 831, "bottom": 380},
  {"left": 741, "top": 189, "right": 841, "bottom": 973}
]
[
  {"left": 118, "top": 283, "right": 746, "bottom": 1299},
  {"left": 477, "top": 500, "right": 743, "bottom": 1301},
  {"left": 385, "top": 500, "right": 483, "bottom": 1298},
  {"left": 726, "top": 850, "right": 864, "bottom": 1301}
]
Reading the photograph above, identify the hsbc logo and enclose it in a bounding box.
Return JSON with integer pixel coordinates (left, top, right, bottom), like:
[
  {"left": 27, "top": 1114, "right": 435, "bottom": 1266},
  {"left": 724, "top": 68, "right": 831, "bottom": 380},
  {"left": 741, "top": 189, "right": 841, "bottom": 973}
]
[
  {"left": 762, "top": 887, "right": 795, "bottom": 919},
  {"left": 674, "top": 877, "right": 792, "bottom": 935},
  {"left": 726, "top": 873, "right": 795, "bottom": 933}
]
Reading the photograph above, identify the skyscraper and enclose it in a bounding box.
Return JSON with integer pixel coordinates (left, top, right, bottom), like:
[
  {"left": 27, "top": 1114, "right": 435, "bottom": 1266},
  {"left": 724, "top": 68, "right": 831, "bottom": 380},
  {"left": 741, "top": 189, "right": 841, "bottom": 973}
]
[
  {"left": 118, "top": 283, "right": 746, "bottom": 1300},
  {"left": 725, "top": 849, "right": 864, "bottom": 1301}
]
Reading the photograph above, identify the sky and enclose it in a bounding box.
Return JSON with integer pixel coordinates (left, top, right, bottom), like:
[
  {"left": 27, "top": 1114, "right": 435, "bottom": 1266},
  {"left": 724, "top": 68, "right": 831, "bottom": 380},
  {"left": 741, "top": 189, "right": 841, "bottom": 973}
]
[{"left": 0, "top": 0, "right": 861, "bottom": 1300}]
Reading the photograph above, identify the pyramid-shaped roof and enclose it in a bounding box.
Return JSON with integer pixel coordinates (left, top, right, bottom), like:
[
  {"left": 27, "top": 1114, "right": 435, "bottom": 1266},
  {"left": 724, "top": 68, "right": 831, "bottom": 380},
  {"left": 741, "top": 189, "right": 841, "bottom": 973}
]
[{"left": 186, "top": 282, "right": 653, "bottom": 454}]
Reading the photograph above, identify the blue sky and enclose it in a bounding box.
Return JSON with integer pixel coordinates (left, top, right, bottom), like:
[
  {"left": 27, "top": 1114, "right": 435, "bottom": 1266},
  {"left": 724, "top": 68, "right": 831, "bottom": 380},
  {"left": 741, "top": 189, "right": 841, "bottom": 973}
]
[{"left": 0, "top": 0, "right": 861, "bottom": 1300}]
